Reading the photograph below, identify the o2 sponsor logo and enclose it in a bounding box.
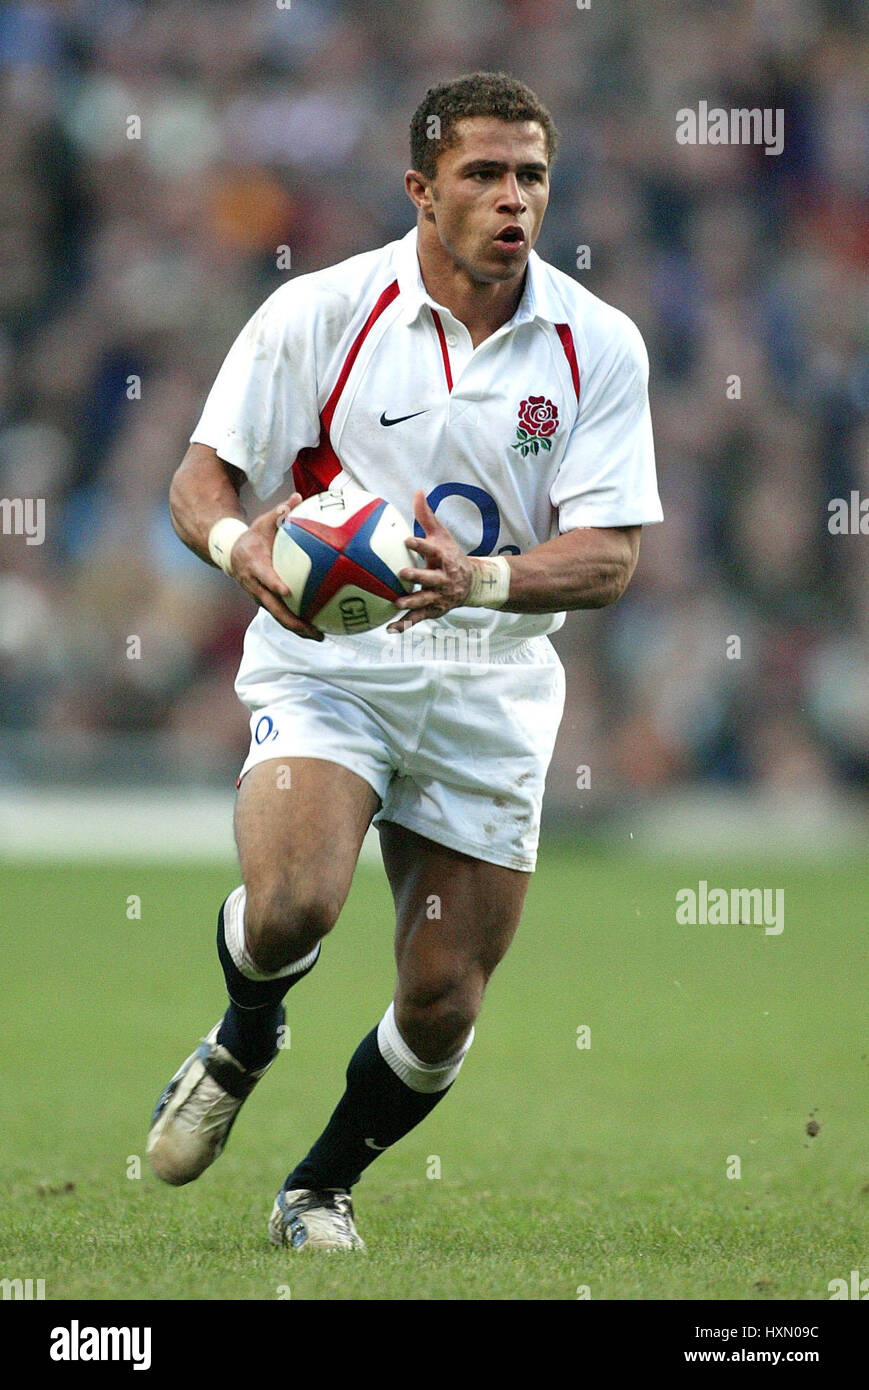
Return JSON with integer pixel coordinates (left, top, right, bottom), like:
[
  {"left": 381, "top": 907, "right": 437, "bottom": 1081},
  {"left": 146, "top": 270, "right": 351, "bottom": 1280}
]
[
  {"left": 416, "top": 483, "right": 519, "bottom": 557},
  {"left": 254, "top": 716, "right": 280, "bottom": 745}
]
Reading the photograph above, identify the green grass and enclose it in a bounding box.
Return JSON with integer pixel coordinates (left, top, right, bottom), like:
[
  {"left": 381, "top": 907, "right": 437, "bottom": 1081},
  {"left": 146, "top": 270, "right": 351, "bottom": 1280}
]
[{"left": 1, "top": 846, "right": 867, "bottom": 1301}]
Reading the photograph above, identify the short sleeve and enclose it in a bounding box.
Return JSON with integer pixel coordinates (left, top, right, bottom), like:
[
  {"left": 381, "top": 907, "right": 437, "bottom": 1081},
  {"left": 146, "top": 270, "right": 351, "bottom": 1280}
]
[
  {"left": 550, "top": 314, "right": 663, "bottom": 531},
  {"left": 190, "top": 283, "right": 324, "bottom": 499}
]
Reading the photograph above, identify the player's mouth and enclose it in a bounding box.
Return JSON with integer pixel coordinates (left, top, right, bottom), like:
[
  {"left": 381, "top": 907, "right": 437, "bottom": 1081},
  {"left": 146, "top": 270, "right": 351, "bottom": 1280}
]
[{"left": 493, "top": 225, "right": 527, "bottom": 255}]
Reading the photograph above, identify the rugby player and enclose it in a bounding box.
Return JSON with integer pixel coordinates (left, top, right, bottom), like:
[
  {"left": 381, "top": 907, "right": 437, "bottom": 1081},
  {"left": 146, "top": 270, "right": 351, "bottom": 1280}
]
[{"left": 148, "top": 72, "right": 662, "bottom": 1251}]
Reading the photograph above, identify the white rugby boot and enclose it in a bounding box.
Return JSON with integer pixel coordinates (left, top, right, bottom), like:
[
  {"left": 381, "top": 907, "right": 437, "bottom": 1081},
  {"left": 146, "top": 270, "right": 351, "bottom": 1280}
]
[
  {"left": 268, "top": 1187, "right": 366, "bottom": 1252},
  {"left": 147, "top": 1017, "right": 281, "bottom": 1186}
]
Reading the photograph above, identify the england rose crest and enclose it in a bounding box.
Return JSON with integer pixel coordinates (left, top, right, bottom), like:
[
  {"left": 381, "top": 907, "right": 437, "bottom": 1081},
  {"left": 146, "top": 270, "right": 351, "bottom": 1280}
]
[{"left": 511, "top": 396, "right": 559, "bottom": 456}]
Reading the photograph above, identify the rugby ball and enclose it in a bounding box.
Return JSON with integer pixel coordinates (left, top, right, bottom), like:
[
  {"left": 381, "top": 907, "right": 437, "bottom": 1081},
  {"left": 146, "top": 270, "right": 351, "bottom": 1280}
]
[{"left": 273, "top": 486, "right": 416, "bottom": 635}]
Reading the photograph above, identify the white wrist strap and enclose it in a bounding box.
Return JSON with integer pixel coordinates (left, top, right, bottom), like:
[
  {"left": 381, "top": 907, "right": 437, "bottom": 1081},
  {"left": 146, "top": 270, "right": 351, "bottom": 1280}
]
[
  {"left": 208, "top": 517, "right": 249, "bottom": 576},
  {"left": 466, "top": 555, "right": 511, "bottom": 609}
]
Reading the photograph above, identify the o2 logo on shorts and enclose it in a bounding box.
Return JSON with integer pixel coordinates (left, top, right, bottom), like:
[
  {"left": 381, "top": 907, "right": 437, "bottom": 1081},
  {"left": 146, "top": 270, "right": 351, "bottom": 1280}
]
[
  {"left": 415, "top": 483, "right": 519, "bottom": 557},
  {"left": 254, "top": 715, "right": 280, "bottom": 745}
]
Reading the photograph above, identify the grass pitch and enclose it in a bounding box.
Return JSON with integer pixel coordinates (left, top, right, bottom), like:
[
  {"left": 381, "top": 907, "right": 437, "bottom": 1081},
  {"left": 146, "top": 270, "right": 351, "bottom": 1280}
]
[{"left": 1, "top": 845, "right": 867, "bottom": 1301}]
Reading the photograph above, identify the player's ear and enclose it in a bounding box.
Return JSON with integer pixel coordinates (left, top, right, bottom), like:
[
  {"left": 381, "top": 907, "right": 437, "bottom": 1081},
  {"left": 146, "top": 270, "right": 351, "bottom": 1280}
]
[{"left": 405, "top": 169, "right": 433, "bottom": 214}]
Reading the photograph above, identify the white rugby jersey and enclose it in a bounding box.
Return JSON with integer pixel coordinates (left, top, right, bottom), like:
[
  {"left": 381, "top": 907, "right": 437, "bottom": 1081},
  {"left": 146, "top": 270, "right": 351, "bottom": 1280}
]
[{"left": 191, "top": 227, "right": 662, "bottom": 649}]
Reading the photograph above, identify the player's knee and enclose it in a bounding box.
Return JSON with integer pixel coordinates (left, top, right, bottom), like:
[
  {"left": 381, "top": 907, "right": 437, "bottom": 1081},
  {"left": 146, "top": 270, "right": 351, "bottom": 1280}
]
[
  {"left": 244, "top": 885, "right": 341, "bottom": 973},
  {"left": 395, "top": 969, "right": 483, "bottom": 1064}
]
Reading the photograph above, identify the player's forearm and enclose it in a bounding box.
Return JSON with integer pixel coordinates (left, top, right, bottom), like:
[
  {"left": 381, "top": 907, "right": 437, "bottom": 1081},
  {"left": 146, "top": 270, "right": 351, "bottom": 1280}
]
[
  {"left": 498, "top": 525, "right": 640, "bottom": 612},
  {"left": 169, "top": 443, "right": 247, "bottom": 565},
  {"left": 169, "top": 446, "right": 323, "bottom": 639}
]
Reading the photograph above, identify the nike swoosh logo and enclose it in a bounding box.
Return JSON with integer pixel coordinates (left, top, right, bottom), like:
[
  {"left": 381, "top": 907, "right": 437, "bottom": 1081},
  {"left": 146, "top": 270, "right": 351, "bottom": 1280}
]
[
  {"left": 379, "top": 409, "right": 429, "bottom": 427},
  {"left": 364, "top": 1137, "right": 389, "bottom": 1151}
]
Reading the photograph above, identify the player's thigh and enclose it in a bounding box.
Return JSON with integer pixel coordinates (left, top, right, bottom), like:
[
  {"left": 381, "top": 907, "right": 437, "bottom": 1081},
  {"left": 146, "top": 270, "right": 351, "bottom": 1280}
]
[
  {"left": 235, "top": 757, "right": 379, "bottom": 934},
  {"left": 380, "top": 822, "right": 529, "bottom": 1001}
]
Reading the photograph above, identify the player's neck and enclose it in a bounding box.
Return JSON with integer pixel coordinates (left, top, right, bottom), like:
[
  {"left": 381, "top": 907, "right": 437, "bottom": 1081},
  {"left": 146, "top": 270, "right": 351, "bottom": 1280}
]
[{"left": 415, "top": 232, "right": 526, "bottom": 349}]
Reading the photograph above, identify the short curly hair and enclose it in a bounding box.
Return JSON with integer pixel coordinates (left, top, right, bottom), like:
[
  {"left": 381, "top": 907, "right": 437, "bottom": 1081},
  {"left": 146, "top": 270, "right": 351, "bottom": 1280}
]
[{"left": 410, "top": 72, "right": 558, "bottom": 180}]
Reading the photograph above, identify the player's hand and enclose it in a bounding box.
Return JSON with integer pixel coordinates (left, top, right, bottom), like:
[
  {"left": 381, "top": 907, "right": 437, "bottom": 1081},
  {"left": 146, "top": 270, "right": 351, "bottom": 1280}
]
[
  {"left": 387, "top": 490, "right": 474, "bottom": 631},
  {"left": 229, "top": 493, "right": 324, "bottom": 641}
]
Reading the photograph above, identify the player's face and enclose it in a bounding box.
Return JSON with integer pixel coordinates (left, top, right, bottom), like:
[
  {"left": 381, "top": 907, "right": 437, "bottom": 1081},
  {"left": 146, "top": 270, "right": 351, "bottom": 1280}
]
[{"left": 425, "top": 118, "right": 550, "bottom": 285}]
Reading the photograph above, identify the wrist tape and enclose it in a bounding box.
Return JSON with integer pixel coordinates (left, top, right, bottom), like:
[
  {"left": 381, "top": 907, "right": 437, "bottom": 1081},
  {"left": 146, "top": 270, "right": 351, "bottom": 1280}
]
[
  {"left": 466, "top": 555, "right": 511, "bottom": 609},
  {"left": 208, "top": 517, "right": 249, "bottom": 576}
]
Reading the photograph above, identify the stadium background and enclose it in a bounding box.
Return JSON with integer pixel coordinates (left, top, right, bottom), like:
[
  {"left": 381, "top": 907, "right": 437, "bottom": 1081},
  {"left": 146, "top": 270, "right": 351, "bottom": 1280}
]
[
  {"left": 0, "top": 0, "right": 865, "bottom": 846},
  {"left": 1, "top": 0, "right": 868, "bottom": 1310}
]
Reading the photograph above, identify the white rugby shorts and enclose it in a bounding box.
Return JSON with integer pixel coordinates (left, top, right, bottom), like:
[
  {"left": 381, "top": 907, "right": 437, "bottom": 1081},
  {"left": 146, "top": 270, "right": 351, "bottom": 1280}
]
[{"left": 234, "top": 618, "right": 566, "bottom": 872}]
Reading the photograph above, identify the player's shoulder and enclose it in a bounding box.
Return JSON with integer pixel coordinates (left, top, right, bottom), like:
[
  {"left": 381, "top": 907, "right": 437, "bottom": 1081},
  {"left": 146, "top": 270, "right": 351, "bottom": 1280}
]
[
  {"left": 255, "top": 240, "right": 401, "bottom": 337},
  {"left": 531, "top": 253, "right": 649, "bottom": 374}
]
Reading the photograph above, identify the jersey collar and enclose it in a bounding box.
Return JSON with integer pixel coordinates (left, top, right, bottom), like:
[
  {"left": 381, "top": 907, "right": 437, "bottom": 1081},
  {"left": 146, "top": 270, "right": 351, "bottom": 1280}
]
[{"left": 393, "top": 227, "right": 557, "bottom": 331}]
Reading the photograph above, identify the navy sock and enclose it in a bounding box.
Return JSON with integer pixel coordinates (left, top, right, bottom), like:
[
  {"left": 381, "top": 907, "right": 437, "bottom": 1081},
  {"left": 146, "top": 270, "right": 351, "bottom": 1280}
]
[
  {"left": 216, "top": 1000, "right": 285, "bottom": 1073},
  {"left": 215, "top": 897, "right": 319, "bottom": 1071},
  {"left": 284, "top": 1027, "right": 451, "bottom": 1192}
]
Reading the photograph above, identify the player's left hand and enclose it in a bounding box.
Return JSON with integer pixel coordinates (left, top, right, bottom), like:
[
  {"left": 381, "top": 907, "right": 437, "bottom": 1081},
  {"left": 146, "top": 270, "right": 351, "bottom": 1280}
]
[{"left": 387, "top": 490, "right": 474, "bottom": 631}]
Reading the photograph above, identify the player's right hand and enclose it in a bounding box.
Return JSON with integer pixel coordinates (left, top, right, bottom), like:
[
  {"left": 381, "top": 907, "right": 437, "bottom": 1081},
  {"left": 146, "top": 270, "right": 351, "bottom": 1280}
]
[{"left": 229, "top": 495, "right": 324, "bottom": 641}]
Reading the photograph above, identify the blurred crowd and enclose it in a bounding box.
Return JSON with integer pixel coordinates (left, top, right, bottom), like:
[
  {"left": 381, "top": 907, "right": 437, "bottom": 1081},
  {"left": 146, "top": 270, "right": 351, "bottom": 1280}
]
[{"left": 0, "top": 0, "right": 866, "bottom": 804}]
